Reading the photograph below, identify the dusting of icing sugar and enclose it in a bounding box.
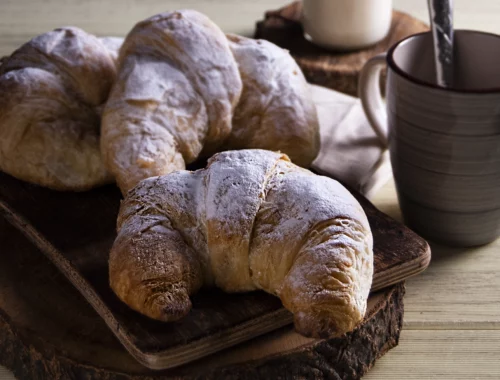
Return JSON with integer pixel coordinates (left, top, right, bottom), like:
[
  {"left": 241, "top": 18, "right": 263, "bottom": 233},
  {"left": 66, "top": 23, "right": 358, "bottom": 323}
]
[
  {"left": 129, "top": 10, "right": 242, "bottom": 150},
  {"left": 114, "top": 149, "right": 373, "bottom": 336},
  {"left": 225, "top": 34, "right": 319, "bottom": 167},
  {"left": 248, "top": 156, "right": 373, "bottom": 332},
  {"left": 204, "top": 149, "right": 285, "bottom": 291}
]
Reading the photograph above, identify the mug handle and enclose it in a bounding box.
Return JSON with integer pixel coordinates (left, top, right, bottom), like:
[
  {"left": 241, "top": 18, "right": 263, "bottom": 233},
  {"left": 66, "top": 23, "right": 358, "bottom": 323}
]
[{"left": 358, "top": 54, "right": 389, "bottom": 148}]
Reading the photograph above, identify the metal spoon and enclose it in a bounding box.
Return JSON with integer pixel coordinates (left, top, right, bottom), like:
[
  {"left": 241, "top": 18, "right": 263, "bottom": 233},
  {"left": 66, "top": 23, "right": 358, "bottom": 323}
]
[{"left": 427, "top": 0, "right": 454, "bottom": 87}]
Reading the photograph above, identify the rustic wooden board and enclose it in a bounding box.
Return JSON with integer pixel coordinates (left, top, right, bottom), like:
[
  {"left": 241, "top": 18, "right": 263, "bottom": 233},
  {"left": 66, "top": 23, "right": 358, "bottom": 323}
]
[
  {"left": 0, "top": 170, "right": 430, "bottom": 371},
  {"left": 254, "top": 1, "right": 429, "bottom": 96},
  {"left": 0, "top": 218, "right": 405, "bottom": 379}
]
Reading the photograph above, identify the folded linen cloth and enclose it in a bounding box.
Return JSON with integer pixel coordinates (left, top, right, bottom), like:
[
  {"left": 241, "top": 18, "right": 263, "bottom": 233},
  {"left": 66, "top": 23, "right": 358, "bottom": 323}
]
[{"left": 309, "top": 84, "right": 392, "bottom": 200}]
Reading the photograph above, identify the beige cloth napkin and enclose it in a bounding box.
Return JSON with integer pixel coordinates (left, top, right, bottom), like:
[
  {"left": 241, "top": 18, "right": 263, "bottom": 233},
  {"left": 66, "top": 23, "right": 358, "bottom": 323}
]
[{"left": 309, "top": 84, "right": 392, "bottom": 200}]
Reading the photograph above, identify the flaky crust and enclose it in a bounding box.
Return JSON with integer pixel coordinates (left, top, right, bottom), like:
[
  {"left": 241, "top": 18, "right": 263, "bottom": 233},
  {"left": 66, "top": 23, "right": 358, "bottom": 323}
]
[
  {"left": 101, "top": 10, "right": 320, "bottom": 194},
  {"left": 109, "top": 149, "right": 373, "bottom": 338},
  {"left": 101, "top": 10, "right": 243, "bottom": 193},
  {"left": 0, "top": 27, "right": 117, "bottom": 190},
  {"left": 225, "top": 34, "right": 320, "bottom": 167}
]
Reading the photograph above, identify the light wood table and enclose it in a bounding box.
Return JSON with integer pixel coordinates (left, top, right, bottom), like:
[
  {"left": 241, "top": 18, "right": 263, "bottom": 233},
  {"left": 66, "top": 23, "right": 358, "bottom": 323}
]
[{"left": 1, "top": 1, "right": 499, "bottom": 379}]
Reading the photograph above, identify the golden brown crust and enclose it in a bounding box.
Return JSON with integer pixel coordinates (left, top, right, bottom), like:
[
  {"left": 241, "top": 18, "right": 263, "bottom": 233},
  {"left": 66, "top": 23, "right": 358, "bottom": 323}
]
[
  {"left": 110, "top": 179, "right": 203, "bottom": 321},
  {"left": 0, "top": 27, "right": 117, "bottom": 191},
  {"left": 101, "top": 10, "right": 242, "bottom": 194},
  {"left": 109, "top": 149, "right": 373, "bottom": 338},
  {"left": 101, "top": 10, "right": 320, "bottom": 195},
  {"left": 225, "top": 34, "right": 320, "bottom": 167}
]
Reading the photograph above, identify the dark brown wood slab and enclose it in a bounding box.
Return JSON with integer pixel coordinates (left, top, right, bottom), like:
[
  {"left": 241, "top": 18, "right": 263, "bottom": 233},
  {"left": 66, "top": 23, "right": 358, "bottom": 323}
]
[
  {"left": 0, "top": 170, "right": 430, "bottom": 371},
  {"left": 254, "top": 1, "right": 429, "bottom": 96},
  {"left": 0, "top": 216, "right": 405, "bottom": 379}
]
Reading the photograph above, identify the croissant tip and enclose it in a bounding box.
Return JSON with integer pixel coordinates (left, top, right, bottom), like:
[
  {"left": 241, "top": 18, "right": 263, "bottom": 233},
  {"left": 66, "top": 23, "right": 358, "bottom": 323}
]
[
  {"left": 149, "top": 287, "right": 194, "bottom": 322},
  {"left": 141, "top": 296, "right": 192, "bottom": 323},
  {"left": 293, "top": 310, "right": 353, "bottom": 339}
]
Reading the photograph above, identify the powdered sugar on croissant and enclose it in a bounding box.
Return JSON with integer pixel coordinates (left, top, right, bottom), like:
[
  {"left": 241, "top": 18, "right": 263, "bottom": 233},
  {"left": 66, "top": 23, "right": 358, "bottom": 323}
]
[
  {"left": 0, "top": 27, "right": 117, "bottom": 190},
  {"left": 225, "top": 34, "right": 320, "bottom": 167},
  {"left": 101, "top": 10, "right": 243, "bottom": 193},
  {"left": 101, "top": 10, "right": 320, "bottom": 194},
  {"left": 109, "top": 150, "right": 373, "bottom": 338}
]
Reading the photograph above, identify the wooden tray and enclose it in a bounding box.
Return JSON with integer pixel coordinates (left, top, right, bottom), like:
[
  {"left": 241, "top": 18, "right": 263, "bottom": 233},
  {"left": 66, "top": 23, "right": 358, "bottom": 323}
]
[
  {"left": 254, "top": 1, "right": 429, "bottom": 96},
  {"left": 0, "top": 171, "right": 430, "bottom": 371}
]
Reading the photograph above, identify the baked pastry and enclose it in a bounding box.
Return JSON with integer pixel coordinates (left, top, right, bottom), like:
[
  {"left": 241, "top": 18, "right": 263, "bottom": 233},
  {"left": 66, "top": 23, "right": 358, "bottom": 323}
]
[
  {"left": 101, "top": 10, "right": 243, "bottom": 194},
  {"left": 0, "top": 27, "right": 118, "bottom": 190},
  {"left": 223, "top": 34, "right": 319, "bottom": 167},
  {"left": 109, "top": 149, "right": 373, "bottom": 338},
  {"left": 98, "top": 37, "right": 124, "bottom": 64},
  {"left": 101, "top": 10, "right": 320, "bottom": 194}
]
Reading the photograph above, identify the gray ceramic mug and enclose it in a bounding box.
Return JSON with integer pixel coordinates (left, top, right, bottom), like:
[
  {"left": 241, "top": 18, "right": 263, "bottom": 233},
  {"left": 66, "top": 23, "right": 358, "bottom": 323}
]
[{"left": 359, "top": 30, "right": 500, "bottom": 247}]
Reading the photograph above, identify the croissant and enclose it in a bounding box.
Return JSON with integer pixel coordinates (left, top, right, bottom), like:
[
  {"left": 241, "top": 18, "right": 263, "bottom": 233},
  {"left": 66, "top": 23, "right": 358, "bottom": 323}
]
[
  {"left": 109, "top": 149, "right": 373, "bottom": 338},
  {"left": 223, "top": 34, "right": 320, "bottom": 165},
  {"left": 98, "top": 36, "right": 124, "bottom": 64},
  {"left": 101, "top": 10, "right": 320, "bottom": 194},
  {"left": 0, "top": 27, "right": 118, "bottom": 190}
]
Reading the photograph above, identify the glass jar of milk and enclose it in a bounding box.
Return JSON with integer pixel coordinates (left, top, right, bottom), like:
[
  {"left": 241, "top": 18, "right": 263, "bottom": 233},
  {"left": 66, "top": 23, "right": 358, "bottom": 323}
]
[{"left": 302, "top": 0, "right": 393, "bottom": 50}]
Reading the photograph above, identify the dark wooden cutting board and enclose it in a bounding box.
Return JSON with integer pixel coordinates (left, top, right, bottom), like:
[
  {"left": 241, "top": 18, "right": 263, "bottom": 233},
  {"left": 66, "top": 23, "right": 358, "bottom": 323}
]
[{"left": 0, "top": 170, "right": 430, "bottom": 371}]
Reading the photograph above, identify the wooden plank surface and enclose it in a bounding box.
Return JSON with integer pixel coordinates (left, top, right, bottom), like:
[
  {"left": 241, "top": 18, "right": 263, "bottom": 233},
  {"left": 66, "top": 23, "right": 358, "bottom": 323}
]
[
  {"left": 0, "top": 369, "right": 11, "bottom": 380},
  {"left": 363, "top": 330, "right": 500, "bottom": 379},
  {"left": 1, "top": 0, "right": 500, "bottom": 378}
]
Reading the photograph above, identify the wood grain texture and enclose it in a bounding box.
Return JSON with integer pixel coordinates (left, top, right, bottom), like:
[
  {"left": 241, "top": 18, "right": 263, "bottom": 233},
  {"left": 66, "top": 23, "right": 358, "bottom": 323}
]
[
  {"left": 254, "top": 1, "right": 429, "bottom": 96},
  {"left": 363, "top": 330, "right": 500, "bottom": 379},
  {"left": 372, "top": 180, "right": 500, "bottom": 330},
  {"left": 0, "top": 369, "right": 11, "bottom": 380},
  {"left": 0, "top": 168, "right": 429, "bottom": 370},
  {"left": 0, "top": 214, "right": 405, "bottom": 379}
]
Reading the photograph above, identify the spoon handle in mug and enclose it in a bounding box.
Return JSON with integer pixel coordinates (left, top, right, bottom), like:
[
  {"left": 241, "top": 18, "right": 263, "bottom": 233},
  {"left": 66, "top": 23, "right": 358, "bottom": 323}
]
[{"left": 428, "top": 0, "right": 454, "bottom": 87}]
